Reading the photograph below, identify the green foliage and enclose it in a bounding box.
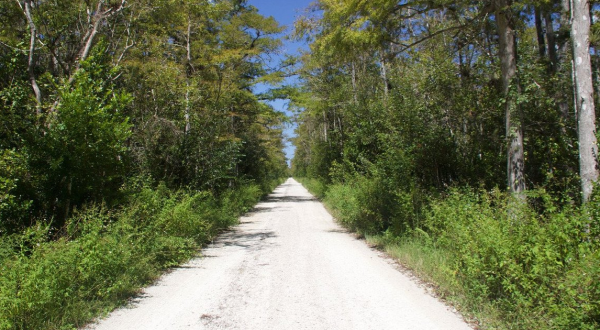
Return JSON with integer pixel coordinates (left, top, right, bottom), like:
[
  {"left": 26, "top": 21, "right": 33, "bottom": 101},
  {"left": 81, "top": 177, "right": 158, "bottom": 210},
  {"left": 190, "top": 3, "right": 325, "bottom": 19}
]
[
  {"left": 323, "top": 174, "right": 422, "bottom": 234},
  {"left": 0, "top": 211, "right": 154, "bottom": 330},
  {"left": 0, "top": 150, "right": 33, "bottom": 233},
  {"left": 118, "top": 0, "right": 287, "bottom": 193},
  {"left": 291, "top": 0, "right": 600, "bottom": 328},
  {"left": 423, "top": 188, "right": 600, "bottom": 328},
  {"left": 0, "top": 1, "right": 289, "bottom": 328},
  {"left": 294, "top": 177, "right": 328, "bottom": 199},
  {"left": 219, "top": 183, "right": 264, "bottom": 218},
  {"left": 365, "top": 232, "right": 505, "bottom": 327},
  {"left": 0, "top": 0, "right": 289, "bottom": 229},
  {"left": 34, "top": 55, "right": 132, "bottom": 222},
  {"left": 315, "top": 178, "right": 600, "bottom": 329},
  {"left": 0, "top": 180, "right": 269, "bottom": 330}
]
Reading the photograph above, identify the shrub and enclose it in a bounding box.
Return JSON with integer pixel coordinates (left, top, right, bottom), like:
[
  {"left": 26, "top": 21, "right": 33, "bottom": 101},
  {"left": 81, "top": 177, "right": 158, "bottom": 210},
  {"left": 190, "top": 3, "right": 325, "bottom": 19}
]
[
  {"left": 18, "top": 54, "right": 133, "bottom": 229},
  {"left": 0, "top": 150, "right": 33, "bottom": 234},
  {"left": 323, "top": 175, "right": 420, "bottom": 235},
  {"left": 220, "top": 184, "right": 263, "bottom": 218},
  {"left": 295, "top": 177, "right": 328, "bottom": 199},
  {"left": 321, "top": 175, "right": 600, "bottom": 329},
  {"left": 0, "top": 179, "right": 273, "bottom": 330},
  {"left": 425, "top": 188, "right": 600, "bottom": 329},
  {"left": 324, "top": 183, "right": 361, "bottom": 229}
]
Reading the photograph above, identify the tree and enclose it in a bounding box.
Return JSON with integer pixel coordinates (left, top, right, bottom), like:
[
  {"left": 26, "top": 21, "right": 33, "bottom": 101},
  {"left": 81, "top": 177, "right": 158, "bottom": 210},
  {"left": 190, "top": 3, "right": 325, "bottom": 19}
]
[
  {"left": 571, "top": 0, "right": 599, "bottom": 202},
  {"left": 295, "top": 0, "right": 529, "bottom": 192},
  {"left": 494, "top": 0, "right": 525, "bottom": 194},
  {"left": 0, "top": 0, "right": 289, "bottom": 229}
]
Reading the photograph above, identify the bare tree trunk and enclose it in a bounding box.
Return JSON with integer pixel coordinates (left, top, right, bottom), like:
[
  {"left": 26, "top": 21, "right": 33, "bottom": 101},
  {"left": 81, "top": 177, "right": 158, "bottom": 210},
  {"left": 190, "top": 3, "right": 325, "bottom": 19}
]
[
  {"left": 185, "top": 18, "right": 192, "bottom": 134},
  {"left": 351, "top": 62, "right": 358, "bottom": 105},
  {"left": 544, "top": 8, "right": 571, "bottom": 132},
  {"left": 571, "top": 0, "right": 599, "bottom": 202},
  {"left": 496, "top": 0, "right": 526, "bottom": 194},
  {"left": 21, "top": 0, "right": 42, "bottom": 112},
  {"left": 47, "top": 0, "right": 126, "bottom": 114},
  {"left": 561, "top": 0, "right": 571, "bottom": 46},
  {"left": 379, "top": 54, "right": 389, "bottom": 104},
  {"left": 64, "top": 177, "right": 72, "bottom": 222},
  {"left": 70, "top": 0, "right": 126, "bottom": 83},
  {"left": 78, "top": 2, "right": 103, "bottom": 65},
  {"left": 323, "top": 110, "right": 328, "bottom": 143}
]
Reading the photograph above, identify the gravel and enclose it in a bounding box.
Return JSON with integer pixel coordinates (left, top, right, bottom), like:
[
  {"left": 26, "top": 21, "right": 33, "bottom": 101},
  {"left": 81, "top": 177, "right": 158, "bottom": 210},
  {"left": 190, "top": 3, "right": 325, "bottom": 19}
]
[{"left": 86, "top": 178, "right": 472, "bottom": 330}]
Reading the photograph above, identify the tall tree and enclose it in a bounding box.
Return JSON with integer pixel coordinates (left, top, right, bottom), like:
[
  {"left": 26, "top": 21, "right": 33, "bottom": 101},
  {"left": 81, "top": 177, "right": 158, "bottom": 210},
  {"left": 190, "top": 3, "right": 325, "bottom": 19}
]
[
  {"left": 571, "top": 0, "right": 599, "bottom": 202},
  {"left": 495, "top": 0, "right": 526, "bottom": 194},
  {"left": 0, "top": 0, "right": 289, "bottom": 229},
  {"left": 296, "top": 0, "right": 529, "bottom": 193}
]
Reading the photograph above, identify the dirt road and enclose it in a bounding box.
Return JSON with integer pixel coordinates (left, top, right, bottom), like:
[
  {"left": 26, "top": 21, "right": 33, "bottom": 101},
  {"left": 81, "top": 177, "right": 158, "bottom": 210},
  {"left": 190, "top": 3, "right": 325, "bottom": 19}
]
[{"left": 87, "top": 178, "right": 471, "bottom": 330}]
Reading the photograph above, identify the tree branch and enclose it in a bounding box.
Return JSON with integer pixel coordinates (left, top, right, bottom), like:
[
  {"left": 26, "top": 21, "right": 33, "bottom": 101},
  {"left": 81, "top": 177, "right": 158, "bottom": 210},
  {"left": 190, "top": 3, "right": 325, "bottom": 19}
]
[
  {"left": 22, "top": 0, "right": 43, "bottom": 112},
  {"left": 389, "top": 23, "right": 467, "bottom": 52}
]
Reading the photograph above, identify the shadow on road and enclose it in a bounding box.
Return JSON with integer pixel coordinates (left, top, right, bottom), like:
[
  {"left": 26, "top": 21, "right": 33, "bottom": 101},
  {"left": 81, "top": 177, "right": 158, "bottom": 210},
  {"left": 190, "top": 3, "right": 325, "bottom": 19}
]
[
  {"left": 246, "top": 191, "right": 317, "bottom": 214},
  {"left": 204, "top": 229, "right": 278, "bottom": 254},
  {"left": 266, "top": 195, "right": 317, "bottom": 203}
]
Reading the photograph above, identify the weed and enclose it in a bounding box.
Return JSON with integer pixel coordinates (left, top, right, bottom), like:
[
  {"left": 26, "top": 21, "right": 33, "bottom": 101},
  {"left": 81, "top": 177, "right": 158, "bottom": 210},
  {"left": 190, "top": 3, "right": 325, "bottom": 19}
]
[
  {"left": 0, "top": 180, "right": 278, "bottom": 330},
  {"left": 300, "top": 176, "right": 600, "bottom": 329}
]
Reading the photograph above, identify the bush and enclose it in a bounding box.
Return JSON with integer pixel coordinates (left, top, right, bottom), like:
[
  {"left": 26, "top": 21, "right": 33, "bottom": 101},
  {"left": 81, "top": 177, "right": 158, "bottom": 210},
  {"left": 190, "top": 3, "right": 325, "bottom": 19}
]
[
  {"left": 317, "top": 173, "right": 600, "bottom": 329},
  {"left": 323, "top": 174, "right": 421, "bottom": 236},
  {"left": 220, "top": 184, "right": 263, "bottom": 218},
  {"left": 0, "top": 215, "right": 154, "bottom": 330},
  {"left": 295, "top": 177, "right": 328, "bottom": 199},
  {"left": 0, "top": 150, "right": 33, "bottom": 234},
  {"left": 425, "top": 188, "right": 600, "bottom": 329},
  {"left": 0, "top": 180, "right": 272, "bottom": 330},
  {"left": 324, "top": 183, "right": 361, "bottom": 229}
]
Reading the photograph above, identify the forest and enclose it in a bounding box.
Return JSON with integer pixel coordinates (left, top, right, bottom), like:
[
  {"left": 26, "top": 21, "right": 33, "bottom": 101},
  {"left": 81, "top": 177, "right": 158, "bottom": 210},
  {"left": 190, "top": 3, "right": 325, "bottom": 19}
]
[
  {"left": 0, "top": 0, "right": 288, "bottom": 328},
  {"left": 291, "top": 0, "right": 600, "bottom": 328},
  {"left": 3, "top": 0, "right": 600, "bottom": 329}
]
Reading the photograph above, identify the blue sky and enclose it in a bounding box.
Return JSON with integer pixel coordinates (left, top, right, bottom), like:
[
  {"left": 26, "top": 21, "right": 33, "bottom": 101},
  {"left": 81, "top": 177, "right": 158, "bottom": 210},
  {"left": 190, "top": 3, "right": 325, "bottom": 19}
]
[{"left": 248, "top": 0, "right": 314, "bottom": 165}]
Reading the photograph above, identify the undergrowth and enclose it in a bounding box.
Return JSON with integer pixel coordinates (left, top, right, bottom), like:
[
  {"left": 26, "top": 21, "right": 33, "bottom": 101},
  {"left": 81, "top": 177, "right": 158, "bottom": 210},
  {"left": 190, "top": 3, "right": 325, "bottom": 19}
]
[
  {"left": 297, "top": 176, "right": 600, "bottom": 329},
  {"left": 0, "top": 179, "right": 281, "bottom": 330},
  {"left": 294, "top": 177, "right": 328, "bottom": 199}
]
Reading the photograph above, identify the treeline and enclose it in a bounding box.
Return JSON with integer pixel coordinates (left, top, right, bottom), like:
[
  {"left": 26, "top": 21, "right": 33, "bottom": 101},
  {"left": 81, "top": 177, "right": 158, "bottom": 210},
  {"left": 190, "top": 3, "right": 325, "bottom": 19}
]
[
  {"left": 1, "top": 0, "right": 288, "bottom": 232},
  {"left": 292, "top": 0, "right": 599, "bottom": 328},
  {"left": 0, "top": 0, "right": 287, "bottom": 328}
]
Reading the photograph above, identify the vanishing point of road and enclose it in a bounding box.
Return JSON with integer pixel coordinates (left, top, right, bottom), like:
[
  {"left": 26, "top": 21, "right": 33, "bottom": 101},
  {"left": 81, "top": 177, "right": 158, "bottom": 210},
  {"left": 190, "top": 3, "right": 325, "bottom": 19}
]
[{"left": 87, "top": 178, "right": 471, "bottom": 330}]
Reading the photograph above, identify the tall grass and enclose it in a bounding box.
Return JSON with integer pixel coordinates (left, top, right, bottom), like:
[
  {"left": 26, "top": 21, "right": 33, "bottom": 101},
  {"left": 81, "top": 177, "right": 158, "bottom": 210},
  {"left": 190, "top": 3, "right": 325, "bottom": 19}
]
[{"left": 0, "top": 180, "right": 278, "bottom": 330}]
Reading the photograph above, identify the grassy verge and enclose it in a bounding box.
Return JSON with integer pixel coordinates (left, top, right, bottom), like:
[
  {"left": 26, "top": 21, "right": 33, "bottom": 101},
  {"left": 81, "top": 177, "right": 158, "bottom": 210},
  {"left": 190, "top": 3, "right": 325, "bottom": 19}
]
[
  {"left": 0, "top": 179, "right": 284, "bottom": 330},
  {"left": 296, "top": 176, "right": 600, "bottom": 330},
  {"left": 364, "top": 234, "right": 504, "bottom": 328},
  {"left": 294, "top": 177, "right": 328, "bottom": 199}
]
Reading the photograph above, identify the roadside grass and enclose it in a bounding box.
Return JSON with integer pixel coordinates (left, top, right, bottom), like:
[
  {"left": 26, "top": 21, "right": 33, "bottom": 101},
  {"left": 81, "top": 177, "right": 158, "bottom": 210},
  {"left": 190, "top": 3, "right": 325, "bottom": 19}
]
[
  {"left": 365, "top": 234, "right": 504, "bottom": 329},
  {"left": 296, "top": 176, "right": 600, "bottom": 330},
  {"left": 294, "top": 177, "right": 328, "bottom": 199},
  {"left": 0, "top": 178, "right": 284, "bottom": 330}
]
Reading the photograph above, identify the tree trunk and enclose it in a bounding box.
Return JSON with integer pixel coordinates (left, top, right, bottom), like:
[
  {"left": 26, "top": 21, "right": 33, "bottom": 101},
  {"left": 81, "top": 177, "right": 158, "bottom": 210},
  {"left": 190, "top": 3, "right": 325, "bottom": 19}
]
[
  {"left": 379, "top": 54, "right": 389, "bottom": 104},
  {"left": 559, "top": 0, "right": 572, "bottom": 58},
  {"left": 71, "top": 0, "right": 126, "bottom": 83},
  {"left": 22, "top": 0, "right": 42, "bottom": 112},
  {"left": 351, "top": 62, "right": 358, "bottom": 105},
  {"left": 571, "top": 0, "right": 599, "bottom": 202},
  {"left": 544, "top": 11, "right": 559, "bottom": 74},
  {"left": 535, "top": 6, "right": 546, "bottom": 59},
  {"left": 49, "top": 0, "right": 126, "bottom": 114},
  {"left": 496, "top": 0, "right": 526, "bottom": 194},
  {"left": 185, "top": 18, "right": 192, "bottom": 134}
]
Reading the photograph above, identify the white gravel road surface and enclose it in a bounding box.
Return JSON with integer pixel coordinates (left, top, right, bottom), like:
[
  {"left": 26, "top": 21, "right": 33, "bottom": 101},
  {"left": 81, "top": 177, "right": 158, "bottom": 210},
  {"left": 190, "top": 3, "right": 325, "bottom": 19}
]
[{"left": 87, "top": 178, "right": 471, "bottom": 330}]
